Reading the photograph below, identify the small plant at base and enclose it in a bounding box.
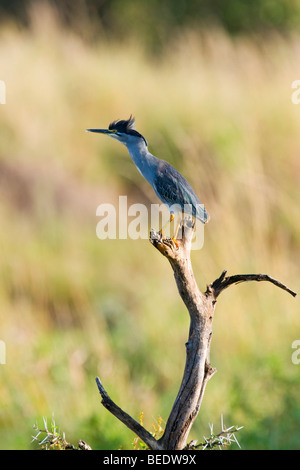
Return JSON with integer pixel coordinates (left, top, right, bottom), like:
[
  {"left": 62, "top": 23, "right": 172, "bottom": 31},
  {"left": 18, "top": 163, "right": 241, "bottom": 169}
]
[
  {"left": 185, "top": 415, "right": 243, "bottom": 450},
  {"left": 132, "top": 413, "right": 164, "bottom": 450},
  {"left": 32, "top": 415, "right": 91, "bottom": 450}
]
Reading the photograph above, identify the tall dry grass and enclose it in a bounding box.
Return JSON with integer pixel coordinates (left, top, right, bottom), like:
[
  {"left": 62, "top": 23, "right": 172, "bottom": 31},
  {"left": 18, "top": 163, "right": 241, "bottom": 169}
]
[{"left": 0, "top": 4, "right": 299, "bottom": 449}]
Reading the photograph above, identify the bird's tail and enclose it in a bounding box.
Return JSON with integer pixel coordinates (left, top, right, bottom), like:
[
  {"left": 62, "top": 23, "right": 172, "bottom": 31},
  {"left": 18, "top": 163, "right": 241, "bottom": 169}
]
[{"left": 196, "top": 205, "right": 210, "bottom": 224}]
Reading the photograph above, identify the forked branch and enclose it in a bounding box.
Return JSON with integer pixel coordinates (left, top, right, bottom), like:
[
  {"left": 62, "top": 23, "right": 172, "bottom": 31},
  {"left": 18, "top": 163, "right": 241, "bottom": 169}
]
[{"left": 95, "top": 219, "right": 296, "bottom": 450}]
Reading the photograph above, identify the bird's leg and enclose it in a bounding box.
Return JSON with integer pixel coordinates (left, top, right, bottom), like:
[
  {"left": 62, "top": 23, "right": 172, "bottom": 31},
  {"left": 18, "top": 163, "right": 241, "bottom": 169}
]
[
  {"left": 171, "top": 220, "right": 181, "bottom": 248},
  {"left": 160, "top": 213, "right": 175, "bottom": 239}
]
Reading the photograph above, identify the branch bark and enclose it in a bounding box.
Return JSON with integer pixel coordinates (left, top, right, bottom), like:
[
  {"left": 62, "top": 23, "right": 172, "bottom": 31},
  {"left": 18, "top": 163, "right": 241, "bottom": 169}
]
[{"left": 95, "top": 219, "right": 296, "bottom": 450}]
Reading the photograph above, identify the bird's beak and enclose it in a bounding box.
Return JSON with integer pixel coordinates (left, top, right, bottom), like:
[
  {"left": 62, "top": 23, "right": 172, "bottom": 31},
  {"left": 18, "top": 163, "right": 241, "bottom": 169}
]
[{"left": 86, "top": 129, "right": 114, "bottom": 135}]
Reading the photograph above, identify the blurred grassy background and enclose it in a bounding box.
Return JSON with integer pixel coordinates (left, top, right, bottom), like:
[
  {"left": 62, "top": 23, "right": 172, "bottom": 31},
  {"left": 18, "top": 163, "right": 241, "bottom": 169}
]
[{"left": 0, "top": 0, "right": 299, "bottom": 450}]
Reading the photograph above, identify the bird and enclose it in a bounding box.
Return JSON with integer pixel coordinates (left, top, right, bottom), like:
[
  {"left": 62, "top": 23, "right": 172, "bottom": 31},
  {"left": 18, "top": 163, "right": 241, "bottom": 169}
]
[{"left": 86, "top": 116, "right": 209, "bottom": 244}]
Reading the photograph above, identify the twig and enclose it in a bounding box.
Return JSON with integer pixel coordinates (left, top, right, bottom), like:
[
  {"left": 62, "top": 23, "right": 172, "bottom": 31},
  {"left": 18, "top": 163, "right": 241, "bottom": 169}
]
[
  {"left": 188, "top": 424, "right": 243, "bottom": 450},
  {"left": 209, "top": 270, "right": 297, "bottom": 299}
]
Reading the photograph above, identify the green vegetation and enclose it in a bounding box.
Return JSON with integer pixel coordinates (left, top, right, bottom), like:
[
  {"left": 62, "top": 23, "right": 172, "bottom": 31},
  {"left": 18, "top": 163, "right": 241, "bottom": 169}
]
[
  {"left": 32, "top": 415, "right": 92, "bottom": 450},
  {"left": 31, "top": 413, "right": 242, "bottom": 450},
  {"left": 0, "top": 3, "right": 299, "bottom": 450},
  {"left": 3, "top": 0, "right": 300, "bottom": 47}
]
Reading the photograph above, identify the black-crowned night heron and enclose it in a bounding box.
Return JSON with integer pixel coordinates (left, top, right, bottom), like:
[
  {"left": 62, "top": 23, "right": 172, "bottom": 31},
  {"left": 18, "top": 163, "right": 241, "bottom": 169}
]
[{"left": 87, "top": 116, "right": 209, "bottom": 243}]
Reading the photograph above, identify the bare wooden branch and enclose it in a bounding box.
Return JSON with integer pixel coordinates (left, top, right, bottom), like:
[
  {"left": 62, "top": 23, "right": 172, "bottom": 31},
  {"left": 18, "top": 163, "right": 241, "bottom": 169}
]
[
  {"left": 208, "top": 270, "right": 297, "bottom": 299},
  {"left": 149, "top": 222, "right": 217, "bottom": 449},
  {"left": 95, "top": 218, "right": 296, "bottom": 450},
  {"left": 95, "top": 377, "right": 162, "bottom": 450}
]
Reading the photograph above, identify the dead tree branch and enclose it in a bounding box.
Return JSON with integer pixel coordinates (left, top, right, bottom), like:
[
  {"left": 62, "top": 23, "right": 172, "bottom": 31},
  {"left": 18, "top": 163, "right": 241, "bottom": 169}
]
[
  {"left": 95, "top": 219, "right": 296, "bottom": 450},
  {"left": 95, "top": 377, "right": 162, "bottom": 450},
  {"left": 208, "top": 270, "right": 297, "bottom": 299}
]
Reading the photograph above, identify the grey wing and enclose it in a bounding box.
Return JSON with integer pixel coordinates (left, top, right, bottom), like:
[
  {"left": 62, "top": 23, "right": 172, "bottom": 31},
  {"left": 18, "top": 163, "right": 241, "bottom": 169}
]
[{"left": 153, "top": 160, "right": 209, "bottom": 223}]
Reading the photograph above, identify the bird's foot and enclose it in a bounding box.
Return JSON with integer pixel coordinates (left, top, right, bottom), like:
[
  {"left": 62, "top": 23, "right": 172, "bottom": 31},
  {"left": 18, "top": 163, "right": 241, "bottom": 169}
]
[
  {"left": 159, "top": 231, "right": 179, "bottom": 249},
  {"left": 149, "top": 229, "right": 184, "bottom": 259},
  {"left": 171, "top": 237, "right": 179, "bottom": 249},
  {"left": 150, "top": 229, "right": 179, "bottom": 256}
]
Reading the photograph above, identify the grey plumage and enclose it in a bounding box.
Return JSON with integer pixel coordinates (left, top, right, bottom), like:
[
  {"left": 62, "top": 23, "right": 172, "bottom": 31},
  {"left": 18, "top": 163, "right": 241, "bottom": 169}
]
[{"left": 153, "top": 159, "right": 209, "bottom": 223}]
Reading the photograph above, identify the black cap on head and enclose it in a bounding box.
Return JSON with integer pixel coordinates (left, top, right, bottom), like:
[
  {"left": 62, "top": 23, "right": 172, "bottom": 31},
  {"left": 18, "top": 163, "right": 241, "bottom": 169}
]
[{"left": 109, "top": 116, "right": 147, "bottom": 145}]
